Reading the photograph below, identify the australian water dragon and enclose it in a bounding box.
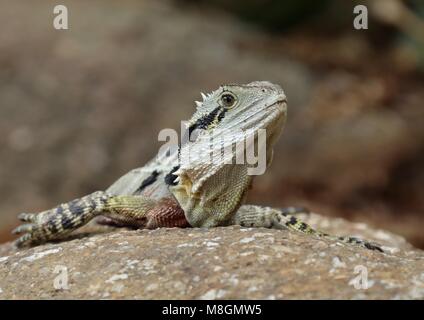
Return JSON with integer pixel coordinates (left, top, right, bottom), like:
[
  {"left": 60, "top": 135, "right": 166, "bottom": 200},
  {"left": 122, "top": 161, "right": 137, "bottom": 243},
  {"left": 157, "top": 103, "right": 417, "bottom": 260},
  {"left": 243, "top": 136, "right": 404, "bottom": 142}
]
[{"left": 12, "top": 81, "right": 383, "bottom": 252}]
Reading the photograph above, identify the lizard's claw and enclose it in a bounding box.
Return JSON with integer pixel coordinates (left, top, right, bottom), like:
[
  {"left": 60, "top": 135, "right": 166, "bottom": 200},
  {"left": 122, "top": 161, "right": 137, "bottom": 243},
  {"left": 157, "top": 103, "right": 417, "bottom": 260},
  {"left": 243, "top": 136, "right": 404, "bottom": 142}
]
[
  {"left": 365, "top": 242, "right": 384, "bottom": 252},
  {"left": 360, "top": 240, "right": 385, "bottom": 253}
]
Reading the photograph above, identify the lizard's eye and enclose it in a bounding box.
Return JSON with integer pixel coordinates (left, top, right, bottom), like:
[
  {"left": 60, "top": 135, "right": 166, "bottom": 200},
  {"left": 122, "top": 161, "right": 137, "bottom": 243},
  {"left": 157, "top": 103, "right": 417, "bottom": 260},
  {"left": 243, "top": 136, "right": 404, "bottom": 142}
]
[{"left": 220, "top": 93, "right": 237, "bottom": 108}]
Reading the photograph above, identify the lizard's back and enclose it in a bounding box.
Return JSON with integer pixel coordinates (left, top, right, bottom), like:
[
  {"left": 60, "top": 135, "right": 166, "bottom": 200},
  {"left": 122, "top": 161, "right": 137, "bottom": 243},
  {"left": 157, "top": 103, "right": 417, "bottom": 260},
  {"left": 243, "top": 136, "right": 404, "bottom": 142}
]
[{"left": 106, "top": 151, "right": 178, "bottom": 201}]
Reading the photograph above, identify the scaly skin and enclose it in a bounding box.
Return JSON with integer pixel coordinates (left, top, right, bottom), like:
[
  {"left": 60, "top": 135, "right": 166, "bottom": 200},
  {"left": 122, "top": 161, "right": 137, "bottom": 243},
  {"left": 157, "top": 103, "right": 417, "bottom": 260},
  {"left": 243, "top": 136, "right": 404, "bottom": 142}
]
[{"left": 13, "top": 81, "right": 383, "bottom": 252}]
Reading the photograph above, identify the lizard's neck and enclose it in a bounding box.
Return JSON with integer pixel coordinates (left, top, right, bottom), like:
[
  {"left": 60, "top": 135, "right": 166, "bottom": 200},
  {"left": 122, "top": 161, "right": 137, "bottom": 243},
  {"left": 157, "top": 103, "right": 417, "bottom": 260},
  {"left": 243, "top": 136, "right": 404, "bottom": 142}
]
[{"left": 170, "top": 108, "right": 286, "bottom": 228}]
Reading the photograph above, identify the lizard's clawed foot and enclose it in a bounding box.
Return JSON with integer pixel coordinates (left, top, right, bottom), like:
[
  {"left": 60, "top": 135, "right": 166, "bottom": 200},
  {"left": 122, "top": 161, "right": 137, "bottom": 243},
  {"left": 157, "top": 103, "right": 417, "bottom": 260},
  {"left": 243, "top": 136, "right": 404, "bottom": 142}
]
[
  {"left": 13, "top": 209, "right": 60, "bottom": 247},
  {"left": 13, "top": 191, "right": 109, "bottom": 247},
  {"left": 341, "top": 236, "right": 384, "bottom": 253}
]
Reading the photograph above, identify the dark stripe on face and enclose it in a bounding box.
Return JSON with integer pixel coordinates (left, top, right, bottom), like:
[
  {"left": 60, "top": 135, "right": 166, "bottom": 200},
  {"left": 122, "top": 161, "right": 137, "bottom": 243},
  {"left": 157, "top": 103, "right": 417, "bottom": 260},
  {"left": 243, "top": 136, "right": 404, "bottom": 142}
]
[
  {"left": 165, "top": 166, "right": 180, "bottom": 186},
  {"left": 188, "top": 106, "right": 221, "bottom": 139},
  {"left": 217, "top": 108, "right": 227, "bottom": 122},
  {"left": 136, "top": 170, "right": 159, "bottom": 193}
]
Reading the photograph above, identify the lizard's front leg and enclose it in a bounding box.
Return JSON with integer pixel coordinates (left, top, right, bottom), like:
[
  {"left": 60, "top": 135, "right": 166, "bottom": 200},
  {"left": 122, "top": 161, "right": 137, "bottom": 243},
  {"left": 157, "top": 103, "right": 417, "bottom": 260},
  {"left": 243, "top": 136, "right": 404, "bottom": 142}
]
[
  {"left": 13, "top": 192, "right": 188, "bottom": 247},
  {"left": 231, "top": 205, "right": 384, "bottom": 252},
  {"left": 13, "top": 191, "right": 109, "bottom": 247}
]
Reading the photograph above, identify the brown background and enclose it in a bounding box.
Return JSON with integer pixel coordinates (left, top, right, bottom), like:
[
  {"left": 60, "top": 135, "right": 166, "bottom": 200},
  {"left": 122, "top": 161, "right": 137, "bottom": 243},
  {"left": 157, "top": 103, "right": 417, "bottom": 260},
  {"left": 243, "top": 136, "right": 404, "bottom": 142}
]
[{"left": 0, "top": 0, "right": 423, "bottom": 247}]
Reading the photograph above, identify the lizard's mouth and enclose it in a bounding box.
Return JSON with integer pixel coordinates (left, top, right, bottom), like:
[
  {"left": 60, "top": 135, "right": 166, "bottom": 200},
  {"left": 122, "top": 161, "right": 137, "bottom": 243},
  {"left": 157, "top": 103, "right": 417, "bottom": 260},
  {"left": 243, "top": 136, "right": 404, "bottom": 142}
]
[
  {"left": 264, "top": 98, "right": 287, "bottom": 124},
  {"left": 263, "top": 96, "right": 287, "bottom": 138},
  {"left": 268, "top": 95, "right": 287, "bottom": 111},
  {"left": 237, "top": 96, "right": 287, "bottom": 133}
]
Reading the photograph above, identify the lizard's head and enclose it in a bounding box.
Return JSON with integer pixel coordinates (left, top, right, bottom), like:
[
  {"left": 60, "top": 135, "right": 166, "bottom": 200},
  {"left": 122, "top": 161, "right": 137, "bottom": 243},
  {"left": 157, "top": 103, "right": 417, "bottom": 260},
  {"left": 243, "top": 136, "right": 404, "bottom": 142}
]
[
  {"left": 188, "top": 81, "right": 287, "bottom": 144},
  {"left": 170, "top": 82, "right": 287, "bottom": 227}
]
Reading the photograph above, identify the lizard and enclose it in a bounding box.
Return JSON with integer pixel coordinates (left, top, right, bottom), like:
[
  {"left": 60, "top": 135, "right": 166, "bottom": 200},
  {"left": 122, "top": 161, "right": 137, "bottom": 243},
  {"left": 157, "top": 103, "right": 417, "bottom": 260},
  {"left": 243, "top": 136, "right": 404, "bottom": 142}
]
[{"left": 12, "top": 81, "right": 383, "bottom": 252}]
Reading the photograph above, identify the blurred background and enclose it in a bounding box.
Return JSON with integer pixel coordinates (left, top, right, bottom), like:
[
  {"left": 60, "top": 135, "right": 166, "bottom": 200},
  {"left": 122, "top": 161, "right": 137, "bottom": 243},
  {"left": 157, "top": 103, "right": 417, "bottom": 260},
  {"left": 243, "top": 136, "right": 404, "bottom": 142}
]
[{"left": 0, "top": 0, "right": 423, "bottom": 247}]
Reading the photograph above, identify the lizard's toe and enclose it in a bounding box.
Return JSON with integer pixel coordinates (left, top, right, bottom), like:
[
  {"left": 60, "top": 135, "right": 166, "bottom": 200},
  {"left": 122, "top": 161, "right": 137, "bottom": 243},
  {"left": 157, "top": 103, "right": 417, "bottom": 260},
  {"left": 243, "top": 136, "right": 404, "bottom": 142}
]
[
  {"left": 343, "top": 236, "right": 384, "bottom": 253},
  {"left": 17, "top": 212, "right": 36, "bottom": 222},
  {"left": 364, "top": 241, "right": 384, "bottom": 253},
  {"left": 12, "top": 223, "right": 38, "bottom": 235},
  {"left": 12, "top": 222, "right": 45, "bottom": 247},
  {"left": 15, "top": 233, "right": 34, "bottom": 248}
]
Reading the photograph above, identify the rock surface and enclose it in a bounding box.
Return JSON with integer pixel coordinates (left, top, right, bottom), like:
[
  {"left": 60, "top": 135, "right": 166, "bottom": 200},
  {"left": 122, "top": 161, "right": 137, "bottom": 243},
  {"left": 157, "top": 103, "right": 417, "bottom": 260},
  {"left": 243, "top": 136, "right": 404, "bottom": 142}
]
[
  {"left": 0, "top": 213, "right": 423, "bottom": 299},
  {"left": 1, "top": 0, "right": 424, "bottom": 249}
]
